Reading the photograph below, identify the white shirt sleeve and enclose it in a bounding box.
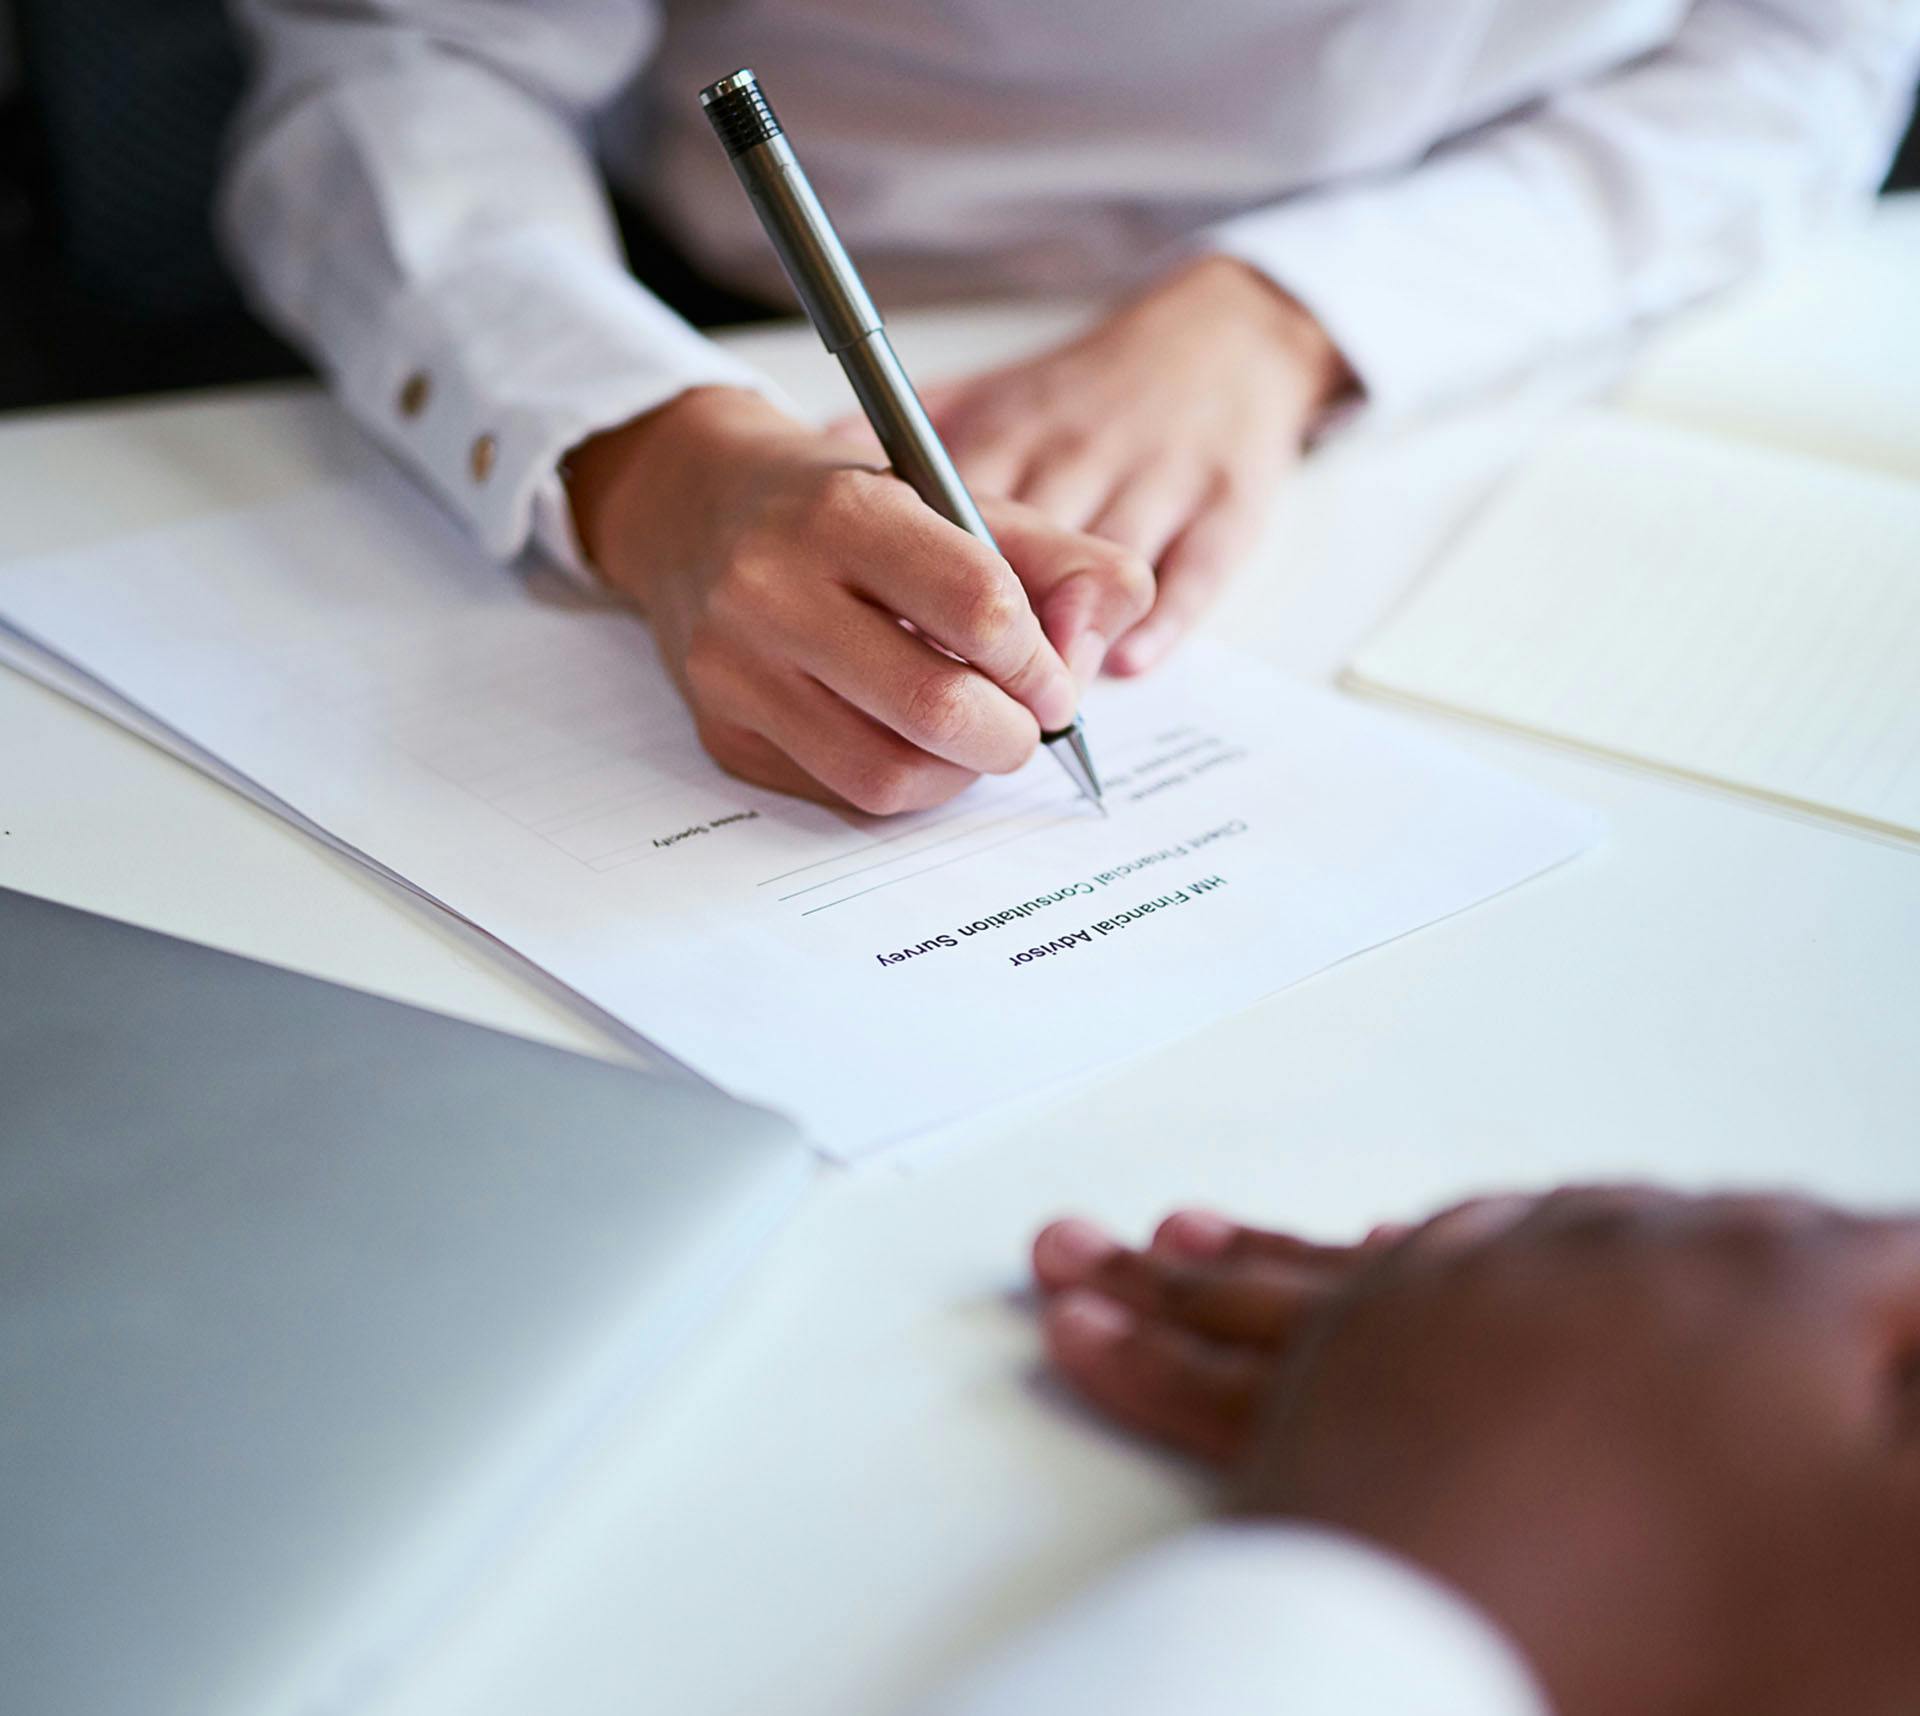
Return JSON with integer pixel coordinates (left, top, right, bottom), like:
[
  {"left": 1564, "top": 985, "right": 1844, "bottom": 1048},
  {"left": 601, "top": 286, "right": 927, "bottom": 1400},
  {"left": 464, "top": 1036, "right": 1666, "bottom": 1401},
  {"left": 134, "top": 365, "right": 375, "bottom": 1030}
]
[
  {"left": 220, "top": 0, "right": 783, "bottom": 570},
  {"left": 1205, "top": 0, "right": 1920, "bottom": 422},
  {"left": 908, "top": 1522, "right": 1553, "bottom": 1716}
]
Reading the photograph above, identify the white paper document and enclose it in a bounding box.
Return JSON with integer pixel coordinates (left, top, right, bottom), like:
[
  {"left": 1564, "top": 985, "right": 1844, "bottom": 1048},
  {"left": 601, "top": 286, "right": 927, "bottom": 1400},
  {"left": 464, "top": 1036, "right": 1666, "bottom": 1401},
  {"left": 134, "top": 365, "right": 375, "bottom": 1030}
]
[
  {"left": 1350, "top": 414, "right": 1920, "bottom": 843},
  {"left": 0, "top": 481, "right": 1596, "bottom": 1153}
]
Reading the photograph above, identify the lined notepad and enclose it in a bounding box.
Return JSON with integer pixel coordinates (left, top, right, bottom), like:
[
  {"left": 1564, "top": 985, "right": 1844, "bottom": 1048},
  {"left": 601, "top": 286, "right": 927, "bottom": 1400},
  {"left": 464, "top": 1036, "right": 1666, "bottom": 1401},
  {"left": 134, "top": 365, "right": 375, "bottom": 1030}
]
[
  {"left": 1349, "top": 216, "right": 1920, "bottom": 843},
  {"left": 1350, "top": 414, "right": 1920, "bottom": 840}
]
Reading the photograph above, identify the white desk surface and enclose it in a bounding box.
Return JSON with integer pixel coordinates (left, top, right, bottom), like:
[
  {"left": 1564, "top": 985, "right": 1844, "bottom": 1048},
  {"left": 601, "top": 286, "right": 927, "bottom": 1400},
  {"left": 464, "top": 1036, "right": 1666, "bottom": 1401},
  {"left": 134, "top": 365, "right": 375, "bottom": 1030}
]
[{"left": 4, "top": 212, "right": 1918, "bottom": 1716}]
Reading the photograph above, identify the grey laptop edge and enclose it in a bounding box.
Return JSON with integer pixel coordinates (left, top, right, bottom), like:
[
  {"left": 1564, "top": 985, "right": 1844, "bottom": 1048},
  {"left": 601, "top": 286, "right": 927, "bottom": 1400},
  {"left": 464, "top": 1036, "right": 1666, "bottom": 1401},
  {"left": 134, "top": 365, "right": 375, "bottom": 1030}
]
[{"left": 0, "top": 887, "right": 812, "bottom": 1716}]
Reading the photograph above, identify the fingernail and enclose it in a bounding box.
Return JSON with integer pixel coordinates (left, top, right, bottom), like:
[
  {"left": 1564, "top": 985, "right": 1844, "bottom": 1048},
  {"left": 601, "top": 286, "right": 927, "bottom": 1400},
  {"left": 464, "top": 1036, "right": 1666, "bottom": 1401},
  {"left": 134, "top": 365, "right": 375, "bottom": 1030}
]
[
  {"left": 1035, "top": 665, "right": 1081, "bottom": 736},
  {"left": 1036, "top": 1217, "right": 1118, "bottom": 1282},
  {"left": 1050, "top": 1289, "right": 1135, "bottom": 1350},
  {"left": 1066, "top": 629, "right": 1109, "bottom": 689},
  {"left": 1155, "top": 1211, "right": 1235, "bottom": 1260}
]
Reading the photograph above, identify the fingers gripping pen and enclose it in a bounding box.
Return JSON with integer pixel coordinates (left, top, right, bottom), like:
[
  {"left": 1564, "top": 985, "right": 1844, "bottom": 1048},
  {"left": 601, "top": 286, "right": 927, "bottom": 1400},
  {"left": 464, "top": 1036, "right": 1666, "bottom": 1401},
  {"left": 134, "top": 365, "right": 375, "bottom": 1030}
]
[{"left": 699, "top": 68, "right": 1105, "bottom": 809}]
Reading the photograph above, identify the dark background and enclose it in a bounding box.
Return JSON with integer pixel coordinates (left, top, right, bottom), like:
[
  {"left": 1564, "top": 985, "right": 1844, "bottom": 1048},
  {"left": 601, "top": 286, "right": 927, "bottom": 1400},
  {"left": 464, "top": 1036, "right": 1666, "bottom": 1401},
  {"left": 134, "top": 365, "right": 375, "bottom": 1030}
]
[{"left": 2, "top": 1, "right": 1916, "bottom": 416}]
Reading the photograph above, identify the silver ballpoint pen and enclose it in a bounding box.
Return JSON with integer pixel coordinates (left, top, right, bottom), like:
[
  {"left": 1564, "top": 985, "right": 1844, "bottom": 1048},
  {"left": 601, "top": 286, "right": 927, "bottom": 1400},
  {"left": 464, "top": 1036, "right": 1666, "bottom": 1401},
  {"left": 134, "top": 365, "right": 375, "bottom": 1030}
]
[{"left": 699, "top": 67, "right": 1105, "bottom": 811}]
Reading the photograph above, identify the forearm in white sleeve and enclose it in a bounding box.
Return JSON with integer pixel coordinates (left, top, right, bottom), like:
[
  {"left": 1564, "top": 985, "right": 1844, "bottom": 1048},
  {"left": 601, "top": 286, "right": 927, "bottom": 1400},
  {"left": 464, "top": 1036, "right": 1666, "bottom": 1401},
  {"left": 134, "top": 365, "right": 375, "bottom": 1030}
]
[
  {"left": 908, "top": 1523, "right": 1552, "bottom": 1716},
  {"left": 221, "top": 0, "right": 780, "bottom": 566},
  {"left": 1208, "top": 0, "right": 1920, "bottom": 421}
]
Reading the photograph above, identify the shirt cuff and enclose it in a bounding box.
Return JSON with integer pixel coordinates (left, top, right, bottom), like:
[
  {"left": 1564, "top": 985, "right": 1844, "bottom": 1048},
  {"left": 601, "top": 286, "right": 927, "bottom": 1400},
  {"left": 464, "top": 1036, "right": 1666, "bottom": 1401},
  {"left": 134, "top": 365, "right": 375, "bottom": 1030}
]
[
  {"left": 340, "top": 224, "right": 792, "bottom": 567},
  {"left": 911, "top": 1522, "right": 1553, "bottom": 1716},
  {"left": 1199, "top": 164, "right": 1613, "bottom": 428}
]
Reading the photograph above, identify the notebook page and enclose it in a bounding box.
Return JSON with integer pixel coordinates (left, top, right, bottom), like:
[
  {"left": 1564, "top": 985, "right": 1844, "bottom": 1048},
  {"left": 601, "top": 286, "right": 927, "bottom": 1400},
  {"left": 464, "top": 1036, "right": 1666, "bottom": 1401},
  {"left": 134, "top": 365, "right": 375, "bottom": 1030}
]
[
  {"left": 1349, "top": 413, "right": 1920, "bottom": 841},
  {"left": 1615, "top": 202, "right": 1920, "bottom": 484}
]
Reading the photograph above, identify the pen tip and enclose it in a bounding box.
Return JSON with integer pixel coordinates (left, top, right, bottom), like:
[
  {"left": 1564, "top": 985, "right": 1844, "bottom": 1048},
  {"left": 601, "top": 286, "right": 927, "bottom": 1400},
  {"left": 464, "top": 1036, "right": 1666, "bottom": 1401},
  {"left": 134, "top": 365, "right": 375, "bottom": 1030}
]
[{"left": 1043, "top": 718, "right": 1104, "bottom": 809}]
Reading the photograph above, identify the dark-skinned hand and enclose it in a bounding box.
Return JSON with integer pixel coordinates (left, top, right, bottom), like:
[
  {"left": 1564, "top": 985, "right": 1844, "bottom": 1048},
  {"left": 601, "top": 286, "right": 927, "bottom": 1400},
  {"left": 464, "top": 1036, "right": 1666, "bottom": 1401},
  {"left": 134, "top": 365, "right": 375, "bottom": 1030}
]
[{"left": 1033, "top": 1187, "right": 1920, "bottom": 1716}]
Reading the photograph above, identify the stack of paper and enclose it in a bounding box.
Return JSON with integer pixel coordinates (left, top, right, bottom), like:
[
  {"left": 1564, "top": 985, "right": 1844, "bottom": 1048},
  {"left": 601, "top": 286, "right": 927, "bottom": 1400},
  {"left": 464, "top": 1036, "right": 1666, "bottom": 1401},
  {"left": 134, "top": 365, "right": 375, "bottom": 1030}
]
[{"left": 0, "top": 473, "right": 1596, "bottom": 1153}]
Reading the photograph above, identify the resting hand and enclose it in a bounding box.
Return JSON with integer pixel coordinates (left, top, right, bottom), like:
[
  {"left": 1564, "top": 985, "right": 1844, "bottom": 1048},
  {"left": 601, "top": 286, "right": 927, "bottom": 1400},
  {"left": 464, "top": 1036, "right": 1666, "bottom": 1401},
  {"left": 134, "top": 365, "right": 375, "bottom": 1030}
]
[
  {"left": 844, "top": 257, "right": 1351, "bottom": 675},
  {"left": 1034, "top": 1189, "right": 1920, "bottom": 1716},
  {"left": 567, "top": 388, "right": 1152, "bottom": 815}
]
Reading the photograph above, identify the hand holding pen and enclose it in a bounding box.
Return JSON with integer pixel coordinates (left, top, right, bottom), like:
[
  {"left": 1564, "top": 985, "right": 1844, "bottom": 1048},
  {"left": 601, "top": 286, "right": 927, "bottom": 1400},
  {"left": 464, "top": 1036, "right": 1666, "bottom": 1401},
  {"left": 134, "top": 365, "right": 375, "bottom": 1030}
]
[
  {"left": 700, "top": 69, "right": 1107, "bottom": 807},
  {"left": 564, "top": 75, "right": 1150, "bottom": 816}
]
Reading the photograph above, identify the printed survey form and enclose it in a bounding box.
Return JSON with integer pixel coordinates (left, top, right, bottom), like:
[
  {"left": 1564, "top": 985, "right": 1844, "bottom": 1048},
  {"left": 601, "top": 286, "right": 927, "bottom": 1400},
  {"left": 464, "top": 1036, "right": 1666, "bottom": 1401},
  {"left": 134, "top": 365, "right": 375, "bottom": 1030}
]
[{"left": 0, "top": 479, "right": 1598, "bottom": 1153}]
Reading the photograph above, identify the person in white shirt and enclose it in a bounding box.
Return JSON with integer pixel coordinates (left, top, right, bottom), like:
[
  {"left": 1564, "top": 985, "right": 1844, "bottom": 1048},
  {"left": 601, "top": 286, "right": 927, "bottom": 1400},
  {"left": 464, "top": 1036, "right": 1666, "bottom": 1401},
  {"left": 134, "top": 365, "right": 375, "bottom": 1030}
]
[
  {"left": 916, "top": 1185, "right": 1920, "bottom": 1716},
  {"left": 221, "top": 1, "right": 1920, "bottom": 818}
]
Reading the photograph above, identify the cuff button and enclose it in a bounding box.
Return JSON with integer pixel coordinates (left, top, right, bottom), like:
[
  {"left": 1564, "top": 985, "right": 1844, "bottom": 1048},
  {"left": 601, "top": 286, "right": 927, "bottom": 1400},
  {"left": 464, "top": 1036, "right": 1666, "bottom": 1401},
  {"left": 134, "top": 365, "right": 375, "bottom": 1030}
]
[
  {"left": 397, "top": 372, "right": 431, "bottom": 419},
  {"left": 470, "top": 433, "right": 498, "bottom": 484}
]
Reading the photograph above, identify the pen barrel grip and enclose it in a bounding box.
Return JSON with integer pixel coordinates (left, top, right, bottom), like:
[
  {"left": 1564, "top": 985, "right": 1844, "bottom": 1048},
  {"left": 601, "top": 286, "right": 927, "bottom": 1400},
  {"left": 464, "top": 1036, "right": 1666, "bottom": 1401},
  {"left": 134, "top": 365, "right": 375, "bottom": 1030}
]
[
  {"left": 728, "top": 138, "right": 882, "bottom": 354},
  {"left": 837, "top": 332, "right": 999, "bottom": 554}
]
